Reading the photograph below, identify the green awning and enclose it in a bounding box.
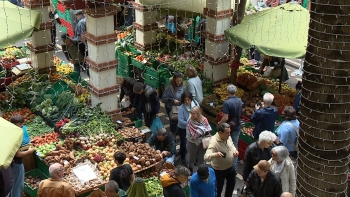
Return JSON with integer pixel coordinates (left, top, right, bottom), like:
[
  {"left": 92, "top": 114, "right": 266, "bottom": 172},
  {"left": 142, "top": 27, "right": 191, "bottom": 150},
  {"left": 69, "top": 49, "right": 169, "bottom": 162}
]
[
  {"left": 0, "top": 1, "right": 41, "bottom": 48},
  {"left": 224, "top": 3, "right": 309, "bottom": 58},
  {"left": 0, "top": 117, "right": 23, "bottom": 168}
]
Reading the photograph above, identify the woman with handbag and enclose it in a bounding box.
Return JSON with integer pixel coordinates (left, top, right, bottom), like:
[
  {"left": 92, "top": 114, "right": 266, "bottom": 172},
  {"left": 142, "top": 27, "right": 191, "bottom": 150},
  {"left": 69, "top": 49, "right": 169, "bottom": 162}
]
[
  {"left": 162, "top": 73, "right": 184, "bottom": 134},
  {"left": 177, "top": 92, "right": 198, "bottom": 164},
  {"left": 275, "top": 106, "right": 299, "bottom": 159},
  {"left": 204, "top": 123, "right": 239, "bottom": 197},
  {"left": 186, "top": 106, "right": 211, "bottom": 173}
]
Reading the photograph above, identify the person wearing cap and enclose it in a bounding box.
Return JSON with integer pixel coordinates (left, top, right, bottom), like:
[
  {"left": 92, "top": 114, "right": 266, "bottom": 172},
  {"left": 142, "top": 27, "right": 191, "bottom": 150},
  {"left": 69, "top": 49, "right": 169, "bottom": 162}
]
[
  {"left": 160, "top": 165, "right": 191, "bottom": 197},
  {"left": 243, "top": 130, "right": 277, "bottom": 184},
  {"left": 162, "top": 73, "right": 184, "bottom": 134},
  {"left": 146, "top": 128, "right": 176, "bottom": 164},
  {"left": 246, "top": 160, "right": 282, "bottom": 197},
  {"left": 204, "top": 123, "right": 239, "bottom": 197},
  {"left": 189, "top": 164, "right": 216, "bottom": 197},
  {"left": 61, "top": 33, "right": 88, "bottom": 77},
  {"left": 74, "top": 10, "right": 86, "bottom": 41},
  {"left": 269, "top": 146, "right": 296, "bottom": 196}
]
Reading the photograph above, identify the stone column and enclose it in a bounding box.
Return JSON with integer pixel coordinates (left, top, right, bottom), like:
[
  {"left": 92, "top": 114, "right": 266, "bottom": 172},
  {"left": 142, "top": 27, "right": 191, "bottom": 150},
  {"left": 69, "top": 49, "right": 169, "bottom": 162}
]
[
  {"left": 203, "top": 0, "right": 233, "bottom": 84},
  {"left": 23, "top": 0, "right": 55, "bottom": 73},
  {"left": 83, "top": 7, "right": 119, "bottom": 115},
  {"left": 133, "top": 2, "right": 158, "bottom": 51}
]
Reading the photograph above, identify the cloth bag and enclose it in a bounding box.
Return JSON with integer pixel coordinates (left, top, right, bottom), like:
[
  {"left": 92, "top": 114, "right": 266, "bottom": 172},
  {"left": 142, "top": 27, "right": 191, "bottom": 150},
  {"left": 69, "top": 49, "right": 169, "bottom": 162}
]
[
  {"left": 201, "top": 134, "right": 212, "bottom": 149},
  {"left": 169, "top": 106, "right": 180, "bottom": 120}
]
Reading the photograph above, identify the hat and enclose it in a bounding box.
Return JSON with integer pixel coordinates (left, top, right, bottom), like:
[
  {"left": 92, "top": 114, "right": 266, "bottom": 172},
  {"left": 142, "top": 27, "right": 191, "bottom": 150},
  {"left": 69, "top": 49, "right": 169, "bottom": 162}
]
[
  {"left": 253, "top": 160, "right": 270, "bottom": 173},
  {"left": 74, "top": 10, "right": 83, "bottom": 15},
  {"left": 197, "top": 164, "right": 209, "bottom": 180}
]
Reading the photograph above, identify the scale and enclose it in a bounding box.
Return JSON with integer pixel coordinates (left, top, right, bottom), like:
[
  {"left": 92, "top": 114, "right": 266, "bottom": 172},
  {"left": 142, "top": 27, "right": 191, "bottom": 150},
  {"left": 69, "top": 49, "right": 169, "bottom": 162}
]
[{"left": 12, "top": 63, "right": 31, "bottom": 76}]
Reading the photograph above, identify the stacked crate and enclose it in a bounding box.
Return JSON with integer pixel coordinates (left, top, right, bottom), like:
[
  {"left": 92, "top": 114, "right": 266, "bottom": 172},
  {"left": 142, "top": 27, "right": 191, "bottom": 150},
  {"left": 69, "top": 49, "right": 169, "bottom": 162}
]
[{"left": 56, "top": 2, "right": 73, "bottom": 37}]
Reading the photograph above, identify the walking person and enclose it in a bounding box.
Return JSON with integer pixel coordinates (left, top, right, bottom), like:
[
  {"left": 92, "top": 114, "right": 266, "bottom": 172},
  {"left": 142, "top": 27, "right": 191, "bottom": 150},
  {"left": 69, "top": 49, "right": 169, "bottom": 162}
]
[
  {"left": 204, "top": 123, "right": 239, "bottom": 197},
  {"left": 184, "top": 65, "right": 203, "bottom": 104},
  {"left": 190, "top": 164, "right": 216, "bottom": 197}
]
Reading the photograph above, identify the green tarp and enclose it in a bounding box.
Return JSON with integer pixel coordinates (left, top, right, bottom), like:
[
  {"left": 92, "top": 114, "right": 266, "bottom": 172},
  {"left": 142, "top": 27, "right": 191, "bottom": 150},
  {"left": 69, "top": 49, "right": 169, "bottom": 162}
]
[
  {"left": 224, "top": 3, "right": 309, "bottom": 58},
  {"left": 0, "top": 1, "right": 41, "bottom": 48}
]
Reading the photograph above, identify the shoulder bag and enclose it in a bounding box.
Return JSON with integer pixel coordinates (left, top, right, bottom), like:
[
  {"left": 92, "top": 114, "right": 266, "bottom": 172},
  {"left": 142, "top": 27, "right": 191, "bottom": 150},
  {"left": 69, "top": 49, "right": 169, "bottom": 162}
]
[
  {"left": 169, "top": 105, "right": 180, "bottom": 120},
  {"left": 286, "top": 122, "right": 299, "bottom": 152}
]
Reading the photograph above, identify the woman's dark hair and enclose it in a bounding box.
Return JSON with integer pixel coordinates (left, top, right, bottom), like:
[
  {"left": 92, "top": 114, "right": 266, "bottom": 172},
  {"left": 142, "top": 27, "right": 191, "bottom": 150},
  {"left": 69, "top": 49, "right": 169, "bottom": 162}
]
[
  {"left": 181, "top": 91, "right": 193, "bottom": 103},
  {"left": 295, "top": 81, "right": 302, "bottom": 90},
  {"left": 10, "top": 114, "right": 24, "bottom": 124},
  {"left": 282, "top": 106, "right": 297, "bottom": 121},
  {"left": 113, "top": 151, "right": 126, "bottom": 164},
  {"left": 171, "top": 73, "right": 183, "bottom": 92}
]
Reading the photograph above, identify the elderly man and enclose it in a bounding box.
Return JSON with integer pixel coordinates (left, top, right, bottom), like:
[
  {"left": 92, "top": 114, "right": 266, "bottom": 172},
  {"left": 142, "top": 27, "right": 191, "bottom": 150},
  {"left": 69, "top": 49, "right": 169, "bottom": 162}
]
[
  {"left": 160, "top": 165, "right": 191, "bottom": 197},
  {"left": 74, "top": 10, "right": 86, "bottom": 41},
  {"left": 37, "top": 163, "right": 75, "bottom": 197},
  {"left": 146, "top": 128, "right": 176, "bottom": 164},
  {"left": 246, "top": 160, "right": 282, "bottom": 197},
  {"left": 281, "top": 192, "right": 293, "bottom": 197},
  {"left": 217, "top": 84, "right": 243, "bottom": 168},
  {"left": 105, "top": 180, "right": 126, "bottom": 197},
  {"left": 243, "top": 131, "right": 277, "bottom": 184},
  {"left": 251, "top": 92, "right": 278, "bottom": 139}
]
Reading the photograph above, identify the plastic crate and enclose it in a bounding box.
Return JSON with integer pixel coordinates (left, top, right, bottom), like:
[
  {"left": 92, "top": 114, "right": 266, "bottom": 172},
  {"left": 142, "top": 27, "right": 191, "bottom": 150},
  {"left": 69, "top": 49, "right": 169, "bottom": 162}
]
[
  {"left": 145, "top": 66, "right": 159, "bottom": 78},
  {"left": 34, "top": 155, "right": 50, "bottom": 177},
  {"left": 126, "top": 45, "right": 141, "bottom": 55},
  {"left": 24, "top": 169, "right": 49, "bottom": 197},
  {"left": 131, "top": 58, "right": 150, "bottom": 70},
  {"left": 118, "top": 60, "right": 130, "bottom": 71},
  {"left": 238, "top": 139, "right": 250, "bottom": 161},
  {"left": 150, "top": 58, "right": 160, "bottom": 69},
  {"left": 240, "top": 122, "right": 255, "bottom": 145},
  {"left": 132, "top": 117, "right": 142, "bottom": 128},
  {"left": 183, "top": 185, "right": 190, "bottom": 197},
  {"left": 65, "top": 10, "right": 71, "bottom": 23},
  {"left": 117, "top": 67, "right": 132, "bottom": 78},
  {"left": 144, "top": 73, "right": 160, "bottom": 89},
  {"left": 41, "top": 79, "right": 73, "bottom": 104},
  {"left": 118, "top": 51, "right": 131, "bottom": 65},
  {"left": 67, "top": 71, "right": 80, "bottom": 83},
  {"left": 57, "top": 10, "right": 66, "bottom": 20}
]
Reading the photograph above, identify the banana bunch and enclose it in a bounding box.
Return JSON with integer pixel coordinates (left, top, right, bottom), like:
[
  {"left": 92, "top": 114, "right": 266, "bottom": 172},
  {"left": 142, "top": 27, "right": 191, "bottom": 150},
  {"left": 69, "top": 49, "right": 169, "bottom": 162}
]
[
  {"left": 240, "top": 57, "right": 254, "bottom": 66},
  {"left": 214, "top": 83, "right": 245, "bottom": 101},
  {"left": 56, "top": 63, "right": 74, "bottom": 75},
  {"left": 236, "top": 88, "right": 245, "bottom": 98}
]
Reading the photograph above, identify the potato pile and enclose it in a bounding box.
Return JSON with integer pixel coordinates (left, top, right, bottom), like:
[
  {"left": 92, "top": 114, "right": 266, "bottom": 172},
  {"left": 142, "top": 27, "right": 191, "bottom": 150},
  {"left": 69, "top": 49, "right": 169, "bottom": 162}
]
[
  {"left": 117, "top": 127, "right": 144, "bottom": 139},
  {"left": 25, "top": 176, "right": 42, "bottom": 189},
  {"left": 44, "top": 139, "right": 76, "bottom": 174},
  {"left": 241, "top": 90, "right": 262, "bottom": 117},
  {"left": 120, "top": 142, "right": 163, "bottom": 172},
  {"left": 119, "top": 117, "right": 133, "bottom": 127}
]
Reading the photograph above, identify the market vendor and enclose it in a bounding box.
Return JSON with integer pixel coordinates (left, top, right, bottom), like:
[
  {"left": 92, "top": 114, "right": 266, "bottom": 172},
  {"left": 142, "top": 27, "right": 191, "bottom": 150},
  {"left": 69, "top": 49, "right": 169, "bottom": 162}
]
[
  {"left": 120, "top": 77, "right": 138, "bottom": 106},
  {"left": 176, "top": 17, "right": 193, "bottom": 39},
  {"left": 146, "top": 128, "right": 176, "bottom": 164},
  {"left": 259, "top": 55, "right": 288, "bottom": 82}
]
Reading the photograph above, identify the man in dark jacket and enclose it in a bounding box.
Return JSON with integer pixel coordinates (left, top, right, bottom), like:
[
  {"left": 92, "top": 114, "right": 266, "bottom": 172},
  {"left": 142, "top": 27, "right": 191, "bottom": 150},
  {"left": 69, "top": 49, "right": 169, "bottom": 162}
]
[
  {"left": 251, "top": 92, "right": 278, "bottom": 139},
  {"left": 146, "top": 128, "right": 176, "bottom": 164},
  {"left": 243, "top": 131, "right": 277, "bottom": 183},
  {"left": 131, "top": 82, "right": 160, "bottom": 127},
  {"left": 160, "top": 165, "right": 191, "bottom": 197},
  {"left": 246, "top": 160, "right": 282, "bottom": 197},
  {"left": 120, "top": 77, "right": 138, "bottom": 105},
  {"left": 61, "top": 34, "right": 88, "bottom": 77}
]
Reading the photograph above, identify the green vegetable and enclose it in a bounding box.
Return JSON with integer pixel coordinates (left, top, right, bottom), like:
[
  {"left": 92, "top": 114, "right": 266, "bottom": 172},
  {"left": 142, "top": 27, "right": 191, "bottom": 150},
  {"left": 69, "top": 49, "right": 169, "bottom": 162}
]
[
  {"left": 26, "top": 116, "right": 53, "bottom": 137},
  {"left": 144, "top": 177, "right": 163, "bottom": 197}
]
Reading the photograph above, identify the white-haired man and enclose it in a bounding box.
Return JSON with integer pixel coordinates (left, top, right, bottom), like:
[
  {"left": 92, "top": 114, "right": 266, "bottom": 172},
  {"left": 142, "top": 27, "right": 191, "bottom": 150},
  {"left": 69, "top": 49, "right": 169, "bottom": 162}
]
[
  {"left": 251, "top": 92, "right": 278, "bottom": 139},
  {"left": 243, "top": 131, "right": 277, "bottom": 185},
  {"left": 217, "top": 84, "right": 243, "bottom": 168},
  {"left": 37, "top": 163, "right": 75, "bottom": 197}
]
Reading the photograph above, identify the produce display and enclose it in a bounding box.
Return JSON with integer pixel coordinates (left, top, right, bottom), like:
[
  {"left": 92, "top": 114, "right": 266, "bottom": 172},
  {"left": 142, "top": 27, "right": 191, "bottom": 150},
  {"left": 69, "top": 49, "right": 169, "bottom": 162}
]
[
  {"left": 44, "top": 139, "right": 76, "bottom": 173},
  {"left": 2, "top": 107, "right": 36, "bottom": 123},
  {"left": 24, "top": 175, "right": 43, "bottom": 189},
  {"left": 237, "top": 73, "right": 257, "bottom": 87},
  {"left": 144, "top": 177, "right": 163, "bottom": 197},
  {"left": 31, "top": 132, "right": 60, "bottom": 147},
  {"left": 120, "top": 142, "right": 163, "bottom": 172},
  {"left": 214, "top": 83, "right": 245, "bottom": 102},
  {"left": 0, "top": 46, "right": 28, "bottom": 59},
  {"left": 242, "top": 125, "right": 255, "bottom": 136},
  {"left": 35, "top": 143, "right": 56, "bottom": 158},
  {"left": 117, "top": 126, "right": 144, "bottom": 140},
  {"left": 26, "top": 116, "right": 53, "bottom": 136},
  {"left": 76, "top": 133, "right": 116, "bottom": 149}
]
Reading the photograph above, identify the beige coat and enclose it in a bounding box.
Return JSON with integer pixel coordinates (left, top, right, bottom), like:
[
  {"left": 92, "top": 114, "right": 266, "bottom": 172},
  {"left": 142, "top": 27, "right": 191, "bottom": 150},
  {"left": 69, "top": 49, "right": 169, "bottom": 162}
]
[
  {"left": 269, "top": 157, "right": 296, "bottom": 196},
  {"left": 204, "top": 133, "right": 237, "bottom": 170}
]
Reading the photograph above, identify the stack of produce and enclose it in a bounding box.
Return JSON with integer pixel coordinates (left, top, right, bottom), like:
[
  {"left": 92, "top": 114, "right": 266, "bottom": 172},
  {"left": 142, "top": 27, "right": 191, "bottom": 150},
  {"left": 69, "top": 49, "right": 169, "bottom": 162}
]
[
  {"left": 26, "top": 116, "right": 53, "bottom": 136},
  {"left": 2, "top": 107, "right": 36, "bottom": 123},
  {"left": 31, "top": 132, "right": 60, "bottom": 147},
  {"left": 144, "top": 177, "right": 163, "bottom": 197},
  {"left": 214, "top": 83, "right": 245, "bottom": 102},
  {"left": 44, "top": 139, "right": 75, "bottom": 174},
  {"left": 117, "top": 127, "right": 144, "bottom": 141},
  {"left": 237, "top": 73, "right": 257, "bottom": 87},
  {"left": 75, "top": 133, "right": 115, "bottom": 150},
  {"left": 241, "top": 90, "right": 262, "bottom": 117}
]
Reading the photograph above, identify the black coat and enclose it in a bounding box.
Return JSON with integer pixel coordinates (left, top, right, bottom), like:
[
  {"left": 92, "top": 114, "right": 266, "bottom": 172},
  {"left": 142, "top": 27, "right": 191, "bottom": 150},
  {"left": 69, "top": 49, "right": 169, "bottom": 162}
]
[
  {"left": 120, "top": 77, "right": 137, "bottom": 103},
  {"left": 246, "top": 170, "right": 282, "bottom": 197},
  {"left": 62, "top": 41, "right": 88, "bottom": 62},
  {"left": 163, "top": 183, "right": 186, "bottom": 197}
]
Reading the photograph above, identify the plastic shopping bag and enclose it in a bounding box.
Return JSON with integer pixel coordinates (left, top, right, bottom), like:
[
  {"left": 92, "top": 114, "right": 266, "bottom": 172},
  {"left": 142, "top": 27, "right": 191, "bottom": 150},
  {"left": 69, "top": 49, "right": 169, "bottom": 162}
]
[{"left": 150, "top": 117, "right": 164, "bottom": 133}]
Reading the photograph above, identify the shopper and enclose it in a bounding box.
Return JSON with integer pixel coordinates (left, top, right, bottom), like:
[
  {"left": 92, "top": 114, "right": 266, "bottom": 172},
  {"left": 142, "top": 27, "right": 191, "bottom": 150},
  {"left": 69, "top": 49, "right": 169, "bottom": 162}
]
[
  {"left": 61, "top": 33, "right": 88, "bottom": 77},
  {"left": 10, "top": 115, "right": 35, "bottom": 197},
  {"left": 186, "top": 106, "right": 212, "bottom": 173},
  {"left": 120, "top": 77, "right": 138, "bottom": 105},
  {"left": 109, "top": 151, "right": 135, "bottom": 191},
  {"left": 162, "top": 73, "right": 184, "bottom": 134},
  {"left": 0, "top": 166, "right": 13, "bottom": 197},
  {"left": 243, "top": 130, "right": 277, "bottom": 184},
  {"left": 281, "top": 192, "right": 293, "bottom": 197},
  {"left": 275, "top": 106, "right": 299, "bottom": 159},
  {"left": 294, "top": 81, "right": 302, "bottom": 114},
  {"left": 177, "top": 91, "right": 199, "bottom": 164},
  {"left": 37, "top": 163, "right": 75, "bottom": 197},
  {"left": 160, "top": 165, "right": 191, "bottom": 197},
  {"left": 246, "top": 160, "right": 282, "bottom": 197},
  {"left": 195, "top": 18, "right": 206, "bottom": 50},
  {"left": 190, "top": 164, "right": 216, "bottom": 197},
  {"left": 185, "top": 65, "right": 203, "bottom": 104},
  {"left": 269, "top": 146, "right": 296, "bottom": 196},
  {"left": 74, "top": 10, "right": 86, "bottom": 41},
  {"left": 131, "top": 82, "right": 160, "bottom": 127},
  {"left": 146, "top": 128, "right": 176, "bottom": 164},
  {"left": 126, "top": 177, "right": 148, "bottom": 197},
  {"left": 250, "top": 92, "right": 278, "bottom": 139},
  {"left": 217, "top": 84, "right": 243, "bottom": 168},
  {"left": 204, "top": 123, "right": 238, "bottom": 197},
  {"left": 105, "top": 180, "right": 127, "bottom": 197}
]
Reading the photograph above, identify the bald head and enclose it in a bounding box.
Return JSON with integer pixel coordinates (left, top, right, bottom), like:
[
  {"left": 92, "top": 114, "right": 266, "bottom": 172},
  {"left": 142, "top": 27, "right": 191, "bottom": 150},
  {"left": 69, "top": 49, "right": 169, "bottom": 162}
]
[
  {"left": 49, "top": 163, "right": 64, "bottom": 178},
  {"left": 281, "top": 192, "right": 293, "bottom": 197}
]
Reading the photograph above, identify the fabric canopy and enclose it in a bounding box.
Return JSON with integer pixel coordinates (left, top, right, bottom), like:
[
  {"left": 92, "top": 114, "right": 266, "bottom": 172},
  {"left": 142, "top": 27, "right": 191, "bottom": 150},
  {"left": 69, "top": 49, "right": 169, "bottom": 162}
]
[
  {"left": 0, "top": 1, "right": 41, "bottom": 48},
  {"left": 224, "top": 3, "right": 309, "bottom": 58},
  {"left": 0, "top": 117, "right": 23, "bottom": 168}
]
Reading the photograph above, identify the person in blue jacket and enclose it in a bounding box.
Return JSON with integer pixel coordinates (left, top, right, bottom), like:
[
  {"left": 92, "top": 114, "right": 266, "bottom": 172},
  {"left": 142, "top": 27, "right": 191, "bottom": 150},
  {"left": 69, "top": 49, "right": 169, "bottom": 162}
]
[
  {"left": 177, "top": 91, "right": 199, "bottom": 164},
  {"left": 293, "top": 81, "right": 302, "bottom": 115},
  {"left": 251, "top": 93, "right": 278, "bottom": 139},
  {"left": 190, "top": 165, "right": 216, "bottom": 197}
]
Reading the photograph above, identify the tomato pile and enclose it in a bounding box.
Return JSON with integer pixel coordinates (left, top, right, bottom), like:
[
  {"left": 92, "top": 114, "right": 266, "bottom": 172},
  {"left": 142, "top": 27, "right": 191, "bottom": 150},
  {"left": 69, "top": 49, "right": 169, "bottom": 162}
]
[{"left": 2, "top": 108, "right": 36, "bottom": 123}]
